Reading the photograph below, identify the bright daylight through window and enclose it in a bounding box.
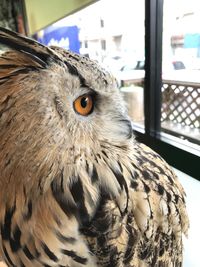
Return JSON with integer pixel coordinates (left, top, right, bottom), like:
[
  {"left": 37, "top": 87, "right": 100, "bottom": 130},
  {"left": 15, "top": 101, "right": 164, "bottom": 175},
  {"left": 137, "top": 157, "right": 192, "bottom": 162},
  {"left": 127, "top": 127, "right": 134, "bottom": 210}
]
[{"left": 161, "top": 0, "right": 200, "bottom": 146}]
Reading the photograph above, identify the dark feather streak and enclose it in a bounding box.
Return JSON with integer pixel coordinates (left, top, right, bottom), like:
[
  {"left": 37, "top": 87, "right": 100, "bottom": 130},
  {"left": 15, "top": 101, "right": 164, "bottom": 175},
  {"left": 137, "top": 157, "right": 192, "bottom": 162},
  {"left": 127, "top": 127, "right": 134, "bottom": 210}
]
[
  {"left": 51, "top": 179, "right": 77, "bottom": 217},
  {"left": 56, "top": 231, "right": 76, "bottom": 244},
  {"left": 1, "top": 204, "right": 16, "bottom": 240},
  {"left": 70, "top": 176, "right": 90, "bottom": 225},
  {"left": 41, "top": 242, "right": 58, "bottom": 262},
  {"left": 2, "top": 244, "right": 16, "bottom": 267},
  {"left": 23, "top": 245, "right": 35, "bottom": 260},
  {"left": 10, "top": 225, "right": 21, "bottom": 252},
  {"left": 61, "top": 249, "right": 88, "bottom": 264}
]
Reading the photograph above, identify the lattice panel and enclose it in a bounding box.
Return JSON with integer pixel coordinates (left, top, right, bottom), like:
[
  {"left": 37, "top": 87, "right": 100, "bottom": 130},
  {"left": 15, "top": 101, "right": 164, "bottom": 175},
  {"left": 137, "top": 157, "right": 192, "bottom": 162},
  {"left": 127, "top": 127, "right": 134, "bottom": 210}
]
[{"left": 161, "top": 81, "right": 200, "bottom": 129}]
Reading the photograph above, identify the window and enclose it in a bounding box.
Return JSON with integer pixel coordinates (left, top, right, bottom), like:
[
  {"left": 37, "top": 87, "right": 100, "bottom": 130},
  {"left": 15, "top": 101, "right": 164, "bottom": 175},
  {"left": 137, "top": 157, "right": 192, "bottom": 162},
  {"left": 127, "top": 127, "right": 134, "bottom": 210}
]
[
  {"left": 161, "top": 0, "right": 200, "bottom": 146},
  {"left": 142, "top": 0, "right": 199, "bottom": 180},
  {"left": 101, "top": 39, "right": 106, "bottom": 50},
  {"left": 100, "top": 18, "right": 104, "bottom": 28}
]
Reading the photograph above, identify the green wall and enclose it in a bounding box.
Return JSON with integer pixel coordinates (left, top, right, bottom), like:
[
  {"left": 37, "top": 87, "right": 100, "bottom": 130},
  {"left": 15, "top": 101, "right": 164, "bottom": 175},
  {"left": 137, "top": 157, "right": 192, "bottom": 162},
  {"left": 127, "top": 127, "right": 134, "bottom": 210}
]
[{"left": 25, "top": 0, "right": 97, "bottom": 35}]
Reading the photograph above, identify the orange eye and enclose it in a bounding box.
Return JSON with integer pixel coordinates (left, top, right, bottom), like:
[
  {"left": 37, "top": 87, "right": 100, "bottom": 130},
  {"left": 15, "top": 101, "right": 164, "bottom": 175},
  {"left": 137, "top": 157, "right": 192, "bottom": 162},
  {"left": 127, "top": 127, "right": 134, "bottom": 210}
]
[{"left": 73, "top": 94, "right": 94, "bottom": 116}]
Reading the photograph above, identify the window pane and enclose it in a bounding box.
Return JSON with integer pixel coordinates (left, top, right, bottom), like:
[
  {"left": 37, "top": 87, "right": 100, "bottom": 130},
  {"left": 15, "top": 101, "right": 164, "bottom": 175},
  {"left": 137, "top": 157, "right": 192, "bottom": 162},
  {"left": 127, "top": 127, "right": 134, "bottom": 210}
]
[
  {"left": 162, "top": 0, "right": 200, "bottom": 145},
  {"left": 35, "top": 0, "right": 145, "bottom": 128}
]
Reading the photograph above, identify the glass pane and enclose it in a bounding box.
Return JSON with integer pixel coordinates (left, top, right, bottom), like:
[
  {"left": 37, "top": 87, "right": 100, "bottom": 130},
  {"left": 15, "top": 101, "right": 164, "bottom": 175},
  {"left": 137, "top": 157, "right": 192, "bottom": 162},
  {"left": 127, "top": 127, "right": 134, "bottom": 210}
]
[
  {"left": 162, "top": 0, "right": 200, "bottom": 145},
  {"left": 34, "top": 0, "right": 145, "bottom": 128}
]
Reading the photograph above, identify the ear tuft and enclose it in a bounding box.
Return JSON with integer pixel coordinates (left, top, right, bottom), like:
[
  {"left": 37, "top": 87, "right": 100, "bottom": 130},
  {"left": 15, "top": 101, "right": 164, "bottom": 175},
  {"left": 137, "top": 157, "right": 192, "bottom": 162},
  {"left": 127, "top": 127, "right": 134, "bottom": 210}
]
[{"left": 0, "top": 27, "right": 58, "bottom": 68}]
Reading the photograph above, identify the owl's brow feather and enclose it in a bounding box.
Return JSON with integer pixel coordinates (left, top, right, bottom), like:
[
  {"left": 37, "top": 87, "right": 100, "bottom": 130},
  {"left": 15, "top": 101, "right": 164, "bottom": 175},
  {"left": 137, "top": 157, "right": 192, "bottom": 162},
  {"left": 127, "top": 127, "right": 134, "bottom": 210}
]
[
  {"left": 0, "top": 51, "right": 41, "bottom": 85},
  {"left": 0, "top": 28, "right": 112, "bottom": 90},
  {"left": 0, "top": 27, "right": 89, "bottom": 87},
  {"left": 0, "top": 27, "right": 55, "bottom": 67}
]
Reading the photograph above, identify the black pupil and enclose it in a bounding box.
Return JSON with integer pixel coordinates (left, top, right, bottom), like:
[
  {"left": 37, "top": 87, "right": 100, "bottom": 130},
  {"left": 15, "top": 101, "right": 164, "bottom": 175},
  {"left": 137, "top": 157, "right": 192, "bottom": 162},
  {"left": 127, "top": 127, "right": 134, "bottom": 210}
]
[{"left": 81, "top": 97, "right": 88, "bottom": 108}]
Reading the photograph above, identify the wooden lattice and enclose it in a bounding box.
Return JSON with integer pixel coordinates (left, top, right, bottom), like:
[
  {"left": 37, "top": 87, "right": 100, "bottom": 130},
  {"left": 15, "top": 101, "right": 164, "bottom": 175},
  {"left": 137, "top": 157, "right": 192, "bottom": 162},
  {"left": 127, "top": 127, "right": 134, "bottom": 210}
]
[{"left": 161, "top": 80, "right": 200, "bottom": 129}]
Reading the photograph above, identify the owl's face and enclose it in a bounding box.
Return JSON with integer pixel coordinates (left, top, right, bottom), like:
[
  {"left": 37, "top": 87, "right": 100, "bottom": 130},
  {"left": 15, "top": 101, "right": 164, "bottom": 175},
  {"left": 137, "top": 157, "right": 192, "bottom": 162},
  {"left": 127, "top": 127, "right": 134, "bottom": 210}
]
[
  {"left": 13, "top": 46, "right": 133, "bottom": 159},
  {"left": 0, "top": 29, "right": 132, "bottom": 195},
  {"left": 41, "top": 47, "right": 132, "bottom": 148}
]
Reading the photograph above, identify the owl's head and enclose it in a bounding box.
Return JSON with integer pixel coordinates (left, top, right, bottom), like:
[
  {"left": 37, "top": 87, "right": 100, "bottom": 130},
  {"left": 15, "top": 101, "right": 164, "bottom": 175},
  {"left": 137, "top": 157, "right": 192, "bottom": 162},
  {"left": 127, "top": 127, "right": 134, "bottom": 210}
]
[{"left": 0, "top": 28, "right": 133, "bottom": 196}]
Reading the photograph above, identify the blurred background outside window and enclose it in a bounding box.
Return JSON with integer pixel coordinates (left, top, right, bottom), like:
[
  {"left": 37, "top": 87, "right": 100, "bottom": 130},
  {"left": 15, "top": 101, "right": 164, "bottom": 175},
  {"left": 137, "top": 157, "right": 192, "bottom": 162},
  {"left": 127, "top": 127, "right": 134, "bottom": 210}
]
[{"left": 161, "top": 0, "right": 200, "bottom": 146}]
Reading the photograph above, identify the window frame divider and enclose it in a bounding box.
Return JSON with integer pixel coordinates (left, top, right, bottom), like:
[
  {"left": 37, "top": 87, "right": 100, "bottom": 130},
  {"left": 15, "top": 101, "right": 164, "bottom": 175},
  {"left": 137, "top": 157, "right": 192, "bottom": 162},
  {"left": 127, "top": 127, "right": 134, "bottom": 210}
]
[{"left": 144, "top": 0, "right": 163, "bottom": 137}]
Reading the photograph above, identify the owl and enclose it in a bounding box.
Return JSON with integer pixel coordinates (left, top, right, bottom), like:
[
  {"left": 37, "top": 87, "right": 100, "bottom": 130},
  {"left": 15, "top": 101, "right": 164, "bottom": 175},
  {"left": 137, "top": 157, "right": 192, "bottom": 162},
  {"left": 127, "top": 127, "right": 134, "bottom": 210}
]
[{"left": 0, "top": 27, "right": 189, "bottom": 267}]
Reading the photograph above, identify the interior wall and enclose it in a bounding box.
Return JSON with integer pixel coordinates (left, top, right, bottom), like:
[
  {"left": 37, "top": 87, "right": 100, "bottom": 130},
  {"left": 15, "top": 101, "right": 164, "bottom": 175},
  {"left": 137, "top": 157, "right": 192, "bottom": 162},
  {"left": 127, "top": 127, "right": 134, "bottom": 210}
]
[{"left": 0, "top": 0, "right": 25, "bottom": 32}]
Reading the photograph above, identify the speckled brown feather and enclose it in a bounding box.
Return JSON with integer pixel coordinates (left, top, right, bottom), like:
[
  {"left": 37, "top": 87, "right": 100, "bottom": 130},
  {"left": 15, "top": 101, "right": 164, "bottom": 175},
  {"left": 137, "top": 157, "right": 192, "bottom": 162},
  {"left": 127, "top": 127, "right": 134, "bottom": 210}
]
[{"left": 0, "top": 28, "right": 189, "bottom": 267}]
